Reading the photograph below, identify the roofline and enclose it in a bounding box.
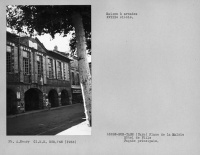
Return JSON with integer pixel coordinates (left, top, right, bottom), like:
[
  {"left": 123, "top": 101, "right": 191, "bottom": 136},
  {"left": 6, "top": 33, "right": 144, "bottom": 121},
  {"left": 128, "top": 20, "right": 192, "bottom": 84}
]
[
  {"left": 7, "top": 31, "right": 72, "bottom": 61},
  {"left": 6, "top": 31, "right": 19, "bottom": 37},
  {"left": 48, "top": 50, "right": 72, "bottom": 61},
  {"left": 35, "top": 37, "right": 49, "bottom": 52}
]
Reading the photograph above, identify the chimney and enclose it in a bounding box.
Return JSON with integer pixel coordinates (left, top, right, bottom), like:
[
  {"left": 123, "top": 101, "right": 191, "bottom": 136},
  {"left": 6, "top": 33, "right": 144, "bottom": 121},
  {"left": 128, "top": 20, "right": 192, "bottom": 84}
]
[{"left": 53, "top": 45, "right": 58, "bottom": 51}]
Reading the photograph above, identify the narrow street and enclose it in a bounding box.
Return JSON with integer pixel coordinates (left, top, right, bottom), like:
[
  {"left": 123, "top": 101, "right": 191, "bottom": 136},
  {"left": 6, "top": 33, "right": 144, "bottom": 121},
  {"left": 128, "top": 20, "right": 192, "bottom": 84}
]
[{"left": 7, "top": 104, "right": 86, "bottom": 135}]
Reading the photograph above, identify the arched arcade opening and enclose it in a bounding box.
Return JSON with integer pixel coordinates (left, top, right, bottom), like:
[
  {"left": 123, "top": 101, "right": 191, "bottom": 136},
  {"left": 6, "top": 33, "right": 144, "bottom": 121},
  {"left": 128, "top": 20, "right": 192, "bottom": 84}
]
[
  {"left": 7, "top": 89, "right": 17, "bottom": 115},
  {"left": 24, "top": 88, "right": 43, "bottom": 111},
  {"left": 61, "top": 90, "right": 70, "bottom": 106},
  {"left": 48, "top": 89, "right": 59, "bottom": 107}
]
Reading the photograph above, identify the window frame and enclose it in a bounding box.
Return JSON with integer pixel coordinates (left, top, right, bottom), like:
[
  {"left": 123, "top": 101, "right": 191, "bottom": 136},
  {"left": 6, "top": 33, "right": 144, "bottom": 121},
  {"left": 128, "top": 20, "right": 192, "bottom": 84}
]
[
  {"left": 6, "top": 45, "right": 13, "bottom": 73},
  {"left": 37, "top": 55, "right": 43, "bottom": 77},
  {"left": 77, "top": 73, "right": 80, "bottom": 85},
  {"left": 57, "top": 61, "right": 62, "bottom": 80},
  {"left": 22, "top": 50, "right": 30, "bottom": 75},
  {"left": 48, "top": 58, "right": 54, "bottom": 79},
  {"left": 71, "top": 71, "right": 75, "bottom": 85}
]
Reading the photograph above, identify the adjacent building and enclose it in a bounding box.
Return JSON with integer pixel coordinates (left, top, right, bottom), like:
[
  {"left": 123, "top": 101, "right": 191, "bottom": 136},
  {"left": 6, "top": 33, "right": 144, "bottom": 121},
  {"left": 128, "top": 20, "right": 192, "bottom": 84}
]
[
  {"left": 6, "top": 32, "right": 72, "bottom": 115},
  {"left": 70, "top": 56, "right": 83, "bottom": 104}
]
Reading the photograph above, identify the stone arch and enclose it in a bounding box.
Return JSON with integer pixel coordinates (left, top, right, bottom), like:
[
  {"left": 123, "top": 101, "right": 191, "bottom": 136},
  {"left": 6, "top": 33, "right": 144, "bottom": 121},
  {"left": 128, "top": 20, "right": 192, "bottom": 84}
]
[
  {"left": 7, "top": 89, "right": 17, "bottom": 115},
  {"left": 61, "top": 89, "right": 70, "bottom": 106},
  {"left": 48, "top": 89, "right": 59, "bottom": 107},
  {"left": 24, "top": 88, "right": 43, "bottom": 111}
]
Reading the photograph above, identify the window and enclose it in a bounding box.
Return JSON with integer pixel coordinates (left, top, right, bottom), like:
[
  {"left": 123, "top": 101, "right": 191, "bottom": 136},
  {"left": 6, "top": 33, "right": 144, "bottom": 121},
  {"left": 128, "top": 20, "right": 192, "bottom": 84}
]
[
  {"left": 57, "top": 61, "right": 62, "bottom": 79},
  {"left": 6, "top": 52, "right": 12, "bottom": 72},
  {"left": 63, "top": 63, "right": 69, "bottom": 81},
  {"left": 77, "top": 73, "right": 80, "bottom": 85},
  {"left": 71, "top": 72, "right": 75, "bottom": 85},
  {"left": 37, "top": 55, "right": 43, "bottom": 76},
  {"left": 7, "top": 45, "right": 12, "bottom": 52},
  {"left": 23, "top": 51, "right": 30, "bottom": 75},
  {"left": 63, "top": 64, "right": 66, "bottom": 80},
  {"left": 7, "top": 45, "right": 14, "bottom": 73},
  {"left": 48, "top": 58, "right": 53, "bottom": 78}
]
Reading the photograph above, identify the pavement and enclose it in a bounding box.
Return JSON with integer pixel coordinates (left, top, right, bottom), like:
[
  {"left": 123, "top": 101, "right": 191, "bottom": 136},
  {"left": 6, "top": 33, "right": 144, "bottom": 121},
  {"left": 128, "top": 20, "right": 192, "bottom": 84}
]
[
  {"left": 7, "top": 103, "right": 91, "bottom": 135},
  {"left": 7, "top": 104, "right": 71, "bottom": 119},
  {"left": 56, "top": 120, "right": 91, "bottom": 135}
]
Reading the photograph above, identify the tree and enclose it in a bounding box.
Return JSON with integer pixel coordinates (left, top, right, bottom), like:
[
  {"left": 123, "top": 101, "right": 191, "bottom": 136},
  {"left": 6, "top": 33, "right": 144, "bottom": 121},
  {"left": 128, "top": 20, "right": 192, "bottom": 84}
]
[
  {"left": 7, "top": 5, "right": 92, "bottom": 126},
  {"left": 69, "top": 31, "right": 91, "bottom": 55}
]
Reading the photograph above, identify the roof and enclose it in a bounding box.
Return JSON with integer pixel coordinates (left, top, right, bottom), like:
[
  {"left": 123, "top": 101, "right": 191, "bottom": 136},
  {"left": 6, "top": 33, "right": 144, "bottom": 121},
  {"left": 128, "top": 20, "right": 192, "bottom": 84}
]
[
  {"left": 48, "top": 50, "right": 72, "bottom": 61},
  {"left": 7, "top": 31, "right": 72, "bottom": 61},
  {"left": 6, "top": 31, "right": 20, "bottom": 44},
  {"left": 35, "top": 37, "right": 48, "bottom": 52}
]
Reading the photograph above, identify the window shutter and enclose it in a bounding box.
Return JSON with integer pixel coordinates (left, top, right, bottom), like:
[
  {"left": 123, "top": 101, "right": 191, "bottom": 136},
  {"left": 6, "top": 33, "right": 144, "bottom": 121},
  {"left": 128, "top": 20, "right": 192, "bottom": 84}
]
[
  {"left": 46, "top": 56, "right": 49, "bottom": 78},
  {"left": 66, "top": 63, "right": 69, "bottom": 81},
  {"left": 53, "top": 59, "right": 56, "bottom": 79},
  {"left": 34, "top": 52, "right": 38, "bottom": 83},
  {"left": 64, "top": 63, "right": 67, "bottom": 80},
  {"left": 30, "top": 52, "right": 34, "bottom": 83},
  {"left": 61, "top": 62, "right": 64, "bottom": 80},
  {"left": 43, "top": 55, "right": 47, "bottom": 84},
  {"left": 71, "top": 71, "right": 75, "bottom": 85},
  {"left": 11, "top": 47, "right": 14, "bottom": 73},
  {"left": 75, "top": 72, "right": 77, "bottom": 85},
  {"left": 13, "top": 46, "right": 18, "bottom": 73},
  {"left": 56, "top": 60, "right": 58, "bottom": 79},
  {"left": 19, "top": 47, "right": 24, "bottom": 82}
]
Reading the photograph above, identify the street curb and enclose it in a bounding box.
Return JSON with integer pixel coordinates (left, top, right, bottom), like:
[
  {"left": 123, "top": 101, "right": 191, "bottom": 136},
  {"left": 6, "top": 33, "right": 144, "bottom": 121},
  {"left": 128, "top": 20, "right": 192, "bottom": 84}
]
[{"left": 7, "top": 103, "right": 83, "bottom": 119}]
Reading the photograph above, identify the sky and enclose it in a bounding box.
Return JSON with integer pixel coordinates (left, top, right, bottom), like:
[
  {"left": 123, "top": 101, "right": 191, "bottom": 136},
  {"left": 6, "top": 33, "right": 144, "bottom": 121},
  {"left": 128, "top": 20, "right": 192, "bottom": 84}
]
[
  {"left": 37, "top": 33, "right": 72, "bottom": 53},
  {"left": 7, "top": 27, "right": 72, "bottom": 53},
  {"left": 35, "top": 33, "right": 91, "bottom": 62},
  {"left": 7, "top": 28, "right": 91, "bottom": 62},
  {"left": 37, "top": 33, "right": 91, "bottom": 62}
]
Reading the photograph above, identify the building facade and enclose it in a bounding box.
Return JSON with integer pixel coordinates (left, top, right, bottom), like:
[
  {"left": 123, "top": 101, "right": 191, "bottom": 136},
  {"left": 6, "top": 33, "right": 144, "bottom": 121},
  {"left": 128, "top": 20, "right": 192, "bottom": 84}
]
[
  {"left": 6, "top": 32, "right": 72, "bottom": 115},
  {"left": 70, "top": 56, "right": 83, "bottom": 104}
]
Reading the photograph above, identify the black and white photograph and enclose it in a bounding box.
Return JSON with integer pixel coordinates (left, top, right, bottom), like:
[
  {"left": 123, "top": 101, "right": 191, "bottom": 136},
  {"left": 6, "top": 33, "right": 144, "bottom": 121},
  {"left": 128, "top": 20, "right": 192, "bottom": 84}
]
[
  {"left": 6, "top": 5, "right": 92, "bottom": 135},
  {"left": 1, "top": 0, "right": 200, "bottom": 154}
]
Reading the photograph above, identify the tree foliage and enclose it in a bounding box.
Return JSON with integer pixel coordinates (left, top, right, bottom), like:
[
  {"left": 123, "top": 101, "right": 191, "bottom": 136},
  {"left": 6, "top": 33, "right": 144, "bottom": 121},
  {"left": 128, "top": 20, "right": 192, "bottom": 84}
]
[
  {"left": 6, "top": 5, "right": 91, "bottom": 53},
  {"left": 69, "top": 32, "right": 91, "bottom": 55}
]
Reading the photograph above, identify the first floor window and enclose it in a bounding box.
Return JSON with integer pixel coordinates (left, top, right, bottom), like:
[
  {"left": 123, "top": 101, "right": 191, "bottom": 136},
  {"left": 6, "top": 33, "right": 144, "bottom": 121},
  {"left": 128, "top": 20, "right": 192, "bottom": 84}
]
[
  {"left": 6, "top": 45, "right": 13, "bottom": 73},
  {"left": 7, "top": 52, "right": 12, "bottom": 72},
  {"left": 63, "top": 63, "right": 69, "bottom": 81},
  {"left": 23, "top": 58, "right": 29, "bottom": 74},
  {"left": 71, "top": 72, "right": 75, "bottom": 85},
  {"left": 57, "top": 61, "right": 62, "bottom": 79},
  {"left": 37, "top": 55, "right": 43, "bottom": 76},
  {"left": 48, "top": 58, "right": 53, "bottom": 78},
  {"left": 77, "top": 73, "right": 80, "bottom": 85},
  {"left": 23, "top": 51, "right": 30, "bottom": 75}
]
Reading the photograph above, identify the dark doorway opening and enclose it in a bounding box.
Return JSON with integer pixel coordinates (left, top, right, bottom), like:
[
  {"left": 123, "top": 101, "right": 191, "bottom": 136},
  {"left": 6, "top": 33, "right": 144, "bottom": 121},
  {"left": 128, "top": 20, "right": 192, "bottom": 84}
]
[
  {"left": 61, "top": 90, "right": 70, "bottom": 106},
  {"left": 48, "top": 89, "right": 59, "bottom": 107},
  {"left": 24, "top": 88, "right": 43, "bottom": 111},
  {"left": 7, "top": 89, "right": 17, "bottom": 115},
  {"left": 72, "top": 93, "right": 83, "bottom": 104}
]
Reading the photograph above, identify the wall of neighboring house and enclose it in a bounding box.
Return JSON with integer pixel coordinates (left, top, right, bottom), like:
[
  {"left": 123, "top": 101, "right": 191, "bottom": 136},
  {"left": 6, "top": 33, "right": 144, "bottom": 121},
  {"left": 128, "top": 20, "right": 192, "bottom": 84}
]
[{"left": 70, "top": 57, "right": 83, "bottom": 104}]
